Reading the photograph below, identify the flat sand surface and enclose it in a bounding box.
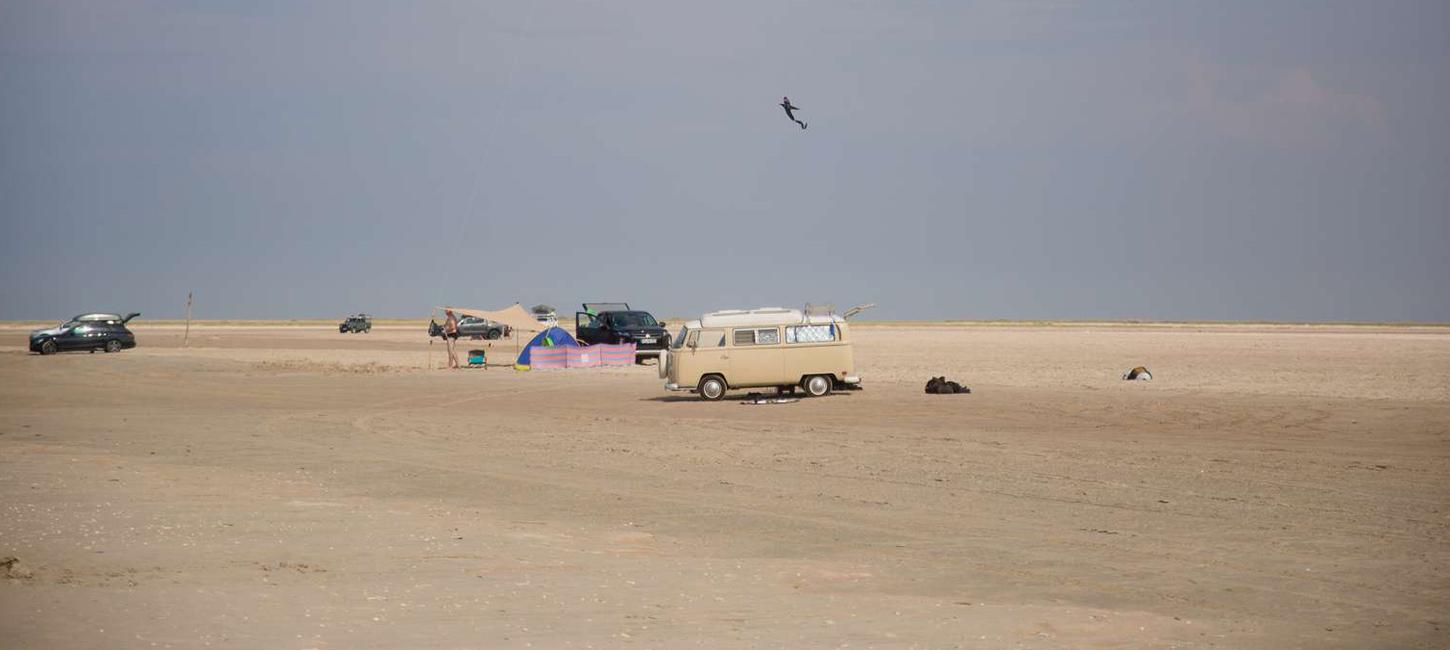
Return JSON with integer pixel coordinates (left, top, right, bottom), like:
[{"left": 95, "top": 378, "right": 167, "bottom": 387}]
[{"left": 1, "top": 323, "right": 1447, "bottom": 648}]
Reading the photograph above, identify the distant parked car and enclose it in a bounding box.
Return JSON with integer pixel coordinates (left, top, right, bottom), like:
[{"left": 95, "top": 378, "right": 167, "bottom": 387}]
[
  {"left": 531, "top": 304, "right": 558, "bottom": 327},
  {"left": 339, "top": 314, "right": 373, "bottom": 333},
  {"left": 459, "top": 316, "right": 510, "bottom": 340},
  {"left": 430, "top": 315, "right": 510, "bottom": 340},
  {"left": 30, "top": 312, "right": 140, "bottom": 355}
]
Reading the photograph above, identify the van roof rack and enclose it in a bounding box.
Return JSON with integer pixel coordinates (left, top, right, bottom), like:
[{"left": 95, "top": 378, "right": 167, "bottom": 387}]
[
  {"left": 842, "top": 303, "right": 876, "bottom": 320},
  {"left": 803, "top": 303, "right": 835, "bottom": 317}
]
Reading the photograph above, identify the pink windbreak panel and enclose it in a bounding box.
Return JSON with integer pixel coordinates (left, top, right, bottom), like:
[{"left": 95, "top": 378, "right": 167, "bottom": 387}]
[
  {"left": 526, "top": 344, "right": 635, "bottom": 369},
  {"left": 527, "top": 347, "right": 569, "bottom": 369},
  {"left": 565, "top": 346, "right": 601, "bottom": 368},
  {"left": 596, "top": 344, "right": 636, "bottom": 366}
]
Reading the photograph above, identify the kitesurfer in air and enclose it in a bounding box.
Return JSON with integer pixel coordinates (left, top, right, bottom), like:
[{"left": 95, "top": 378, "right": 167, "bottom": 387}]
[{"left": 780, "top": 96, "right": 807, "bottom": 130}]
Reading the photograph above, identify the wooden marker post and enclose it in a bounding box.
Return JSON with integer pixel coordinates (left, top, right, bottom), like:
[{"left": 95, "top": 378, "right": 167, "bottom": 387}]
[{"left": 184, "top": 291, "right": 193, "bottom": 347}]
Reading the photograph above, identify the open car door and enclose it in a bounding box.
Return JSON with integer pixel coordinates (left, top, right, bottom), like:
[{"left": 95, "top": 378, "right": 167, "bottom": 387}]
[{"left": 576, "top": 311, "right": 603, "bottom": 343}]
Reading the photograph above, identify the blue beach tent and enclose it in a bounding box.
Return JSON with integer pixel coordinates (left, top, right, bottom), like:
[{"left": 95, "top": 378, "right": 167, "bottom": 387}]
[{"left": 515, "top": 326, "right": 579, "bottom": 367}]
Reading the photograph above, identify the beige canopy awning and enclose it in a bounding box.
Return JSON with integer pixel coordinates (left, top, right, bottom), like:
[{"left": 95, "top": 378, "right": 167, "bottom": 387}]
[{"left": 439, "top": 303, "right": 547, "bottom": 333}]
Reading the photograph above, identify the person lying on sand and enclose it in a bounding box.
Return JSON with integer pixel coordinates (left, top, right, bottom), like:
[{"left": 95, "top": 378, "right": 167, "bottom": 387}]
[{"left": 925, "top": 376, "right": 970, "bottom": 394}]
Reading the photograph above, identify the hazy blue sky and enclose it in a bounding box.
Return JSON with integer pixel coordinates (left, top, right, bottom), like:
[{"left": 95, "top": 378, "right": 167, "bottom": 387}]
[{"left": 2, "top": 1, "right": 1447, "bottom": 321}]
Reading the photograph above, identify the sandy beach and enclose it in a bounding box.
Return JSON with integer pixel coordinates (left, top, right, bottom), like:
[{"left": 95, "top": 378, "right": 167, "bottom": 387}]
[{"left": 1, "top": 322, "right": 1447, "bottom": 648}]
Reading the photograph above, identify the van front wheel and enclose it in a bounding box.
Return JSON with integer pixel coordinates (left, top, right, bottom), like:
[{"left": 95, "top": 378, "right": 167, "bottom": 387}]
[
  {"left": 698, "top": 375, "right": 727, "bottom": 401},
  {"left": 803, "top": 375, "right": 832, "bottom": 397}
]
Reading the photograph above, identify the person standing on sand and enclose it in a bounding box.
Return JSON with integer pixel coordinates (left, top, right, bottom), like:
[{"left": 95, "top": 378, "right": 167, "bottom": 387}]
[{"left": 443, "top": 309, "right": 460, "bottom": 369}]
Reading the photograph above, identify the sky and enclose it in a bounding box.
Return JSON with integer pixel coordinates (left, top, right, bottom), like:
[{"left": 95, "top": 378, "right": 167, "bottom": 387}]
[{"left": 1, "top": 1, "right": 1447, "bottom": 322}]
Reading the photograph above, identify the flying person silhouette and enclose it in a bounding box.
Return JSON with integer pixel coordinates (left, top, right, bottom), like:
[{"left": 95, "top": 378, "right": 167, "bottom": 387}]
[{"left": 780, "top": 96, "right": 807, "bottom": 130}]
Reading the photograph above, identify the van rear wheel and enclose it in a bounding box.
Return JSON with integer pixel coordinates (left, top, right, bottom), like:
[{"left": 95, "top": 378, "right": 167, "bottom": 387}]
[
  {"left": 803, "top": 375, "right": 832, "bottom": 397},
  {"left": 698, "top": 375, "right": 727, "bottom": 401}
]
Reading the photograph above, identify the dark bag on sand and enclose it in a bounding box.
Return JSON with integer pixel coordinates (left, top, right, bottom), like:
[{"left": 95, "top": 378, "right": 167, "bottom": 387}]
[{"left": 925, "top": 376, "right": 971, "bottom": 395}]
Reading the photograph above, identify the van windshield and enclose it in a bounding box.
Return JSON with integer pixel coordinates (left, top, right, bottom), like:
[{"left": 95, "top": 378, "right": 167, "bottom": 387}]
[{"left": 672, "top": 327, "right": 689, "bottom": 349}]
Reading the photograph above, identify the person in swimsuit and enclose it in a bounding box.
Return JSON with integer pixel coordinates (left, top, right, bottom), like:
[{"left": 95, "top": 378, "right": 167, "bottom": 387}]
[{"left": 443, "top": 309, "right": 460, "bottom": 369}]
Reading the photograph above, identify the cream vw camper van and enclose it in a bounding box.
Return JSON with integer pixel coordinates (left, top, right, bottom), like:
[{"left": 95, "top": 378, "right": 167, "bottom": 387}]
[{"left": 661, "top": 308, "right": 860, "bottom": 400}]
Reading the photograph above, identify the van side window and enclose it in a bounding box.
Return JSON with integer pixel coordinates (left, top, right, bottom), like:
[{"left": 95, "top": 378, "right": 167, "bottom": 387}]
[
  {"left": 733, "top": 328, "right": 781, "bottom": 346},
  {"left": 685, "top": 330, "right": 700, "bottom": 347},
  {"left": 786, "top": 324, "right": 835, "bottom": 343},
  {"left": 705, "top": 330, "right": 726, "bottom": 347}
]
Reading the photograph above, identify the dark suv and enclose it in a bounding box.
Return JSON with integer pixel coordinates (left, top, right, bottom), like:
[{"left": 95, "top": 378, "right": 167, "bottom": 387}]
[
  {"left": 339, "top": 314, "right": 372, "bottom": 333},
  {"left": 575, "top": 303, "right": 669, "bottom": 362},
  {"left": 30, "top": 312, "right": 140, "bottom": 355}
]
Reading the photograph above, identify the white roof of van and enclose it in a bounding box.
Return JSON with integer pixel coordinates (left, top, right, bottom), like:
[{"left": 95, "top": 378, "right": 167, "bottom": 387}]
[{"left": 698, "top": 308, "right": 844, "bottom": 328}]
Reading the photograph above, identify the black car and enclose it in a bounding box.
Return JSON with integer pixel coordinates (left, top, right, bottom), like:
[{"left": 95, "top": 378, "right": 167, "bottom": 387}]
[
  {"left": 30, "top": 312, "right": 140, "bottom": 355},
  {"left": 429, "top": 315, "right": 510, "bottom": 340},
  {"left": 339, "top": 314, "right": 372, "bottom": 333},
  {"left": 575, "top": 302, "right": 669, "bottom": 362}
]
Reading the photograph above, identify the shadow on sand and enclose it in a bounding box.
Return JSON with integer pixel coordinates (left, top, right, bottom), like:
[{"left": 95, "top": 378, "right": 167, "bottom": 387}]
[{"left": 639, "top": 391, "right": 853, "bottom": 404}]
